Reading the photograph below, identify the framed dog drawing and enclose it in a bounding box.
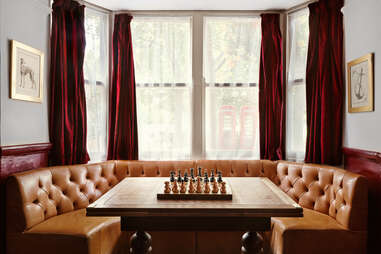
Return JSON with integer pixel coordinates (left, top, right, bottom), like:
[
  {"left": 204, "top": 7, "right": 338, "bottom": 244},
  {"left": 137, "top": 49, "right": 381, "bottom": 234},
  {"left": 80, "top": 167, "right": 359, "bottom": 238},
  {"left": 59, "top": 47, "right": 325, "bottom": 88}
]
[{"left": 10, "top": 40, "right": 44, "bottom": 103}]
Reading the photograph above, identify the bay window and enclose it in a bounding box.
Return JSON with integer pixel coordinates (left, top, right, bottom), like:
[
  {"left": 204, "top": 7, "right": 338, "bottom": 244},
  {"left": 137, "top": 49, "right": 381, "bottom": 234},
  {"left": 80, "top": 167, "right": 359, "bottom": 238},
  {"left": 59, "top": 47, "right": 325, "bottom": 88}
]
[{"left": 83, "top": 10, "right": 309, "bottom": 161}]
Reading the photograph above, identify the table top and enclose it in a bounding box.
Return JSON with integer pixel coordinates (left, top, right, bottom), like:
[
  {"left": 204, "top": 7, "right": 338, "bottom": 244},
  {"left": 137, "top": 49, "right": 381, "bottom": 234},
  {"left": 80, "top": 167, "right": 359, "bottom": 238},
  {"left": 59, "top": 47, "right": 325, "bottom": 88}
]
[{"left": 87, "top": 177, "right": 303, "bottom": 218}]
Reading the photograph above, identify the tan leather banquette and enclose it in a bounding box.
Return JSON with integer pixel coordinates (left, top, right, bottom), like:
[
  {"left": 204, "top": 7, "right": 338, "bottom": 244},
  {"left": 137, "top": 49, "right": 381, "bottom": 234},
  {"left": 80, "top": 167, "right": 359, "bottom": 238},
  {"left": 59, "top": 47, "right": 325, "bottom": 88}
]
[{"left": 6, "top": 160, "right": 367, "bottom": 254}]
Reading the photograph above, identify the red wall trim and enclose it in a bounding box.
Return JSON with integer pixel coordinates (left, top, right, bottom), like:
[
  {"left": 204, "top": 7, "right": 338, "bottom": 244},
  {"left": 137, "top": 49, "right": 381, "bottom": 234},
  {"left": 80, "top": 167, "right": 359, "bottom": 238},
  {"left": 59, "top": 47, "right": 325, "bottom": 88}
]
[
  {"left": 0, "top": 143, "right": 52, "bottom": 157},
  {"left": 343, "top": 147, "right": 381, "bottom": 163},
  {"left": 343, "top": 147, "right": 381, "bottom": 254},
  {"left": 0, "top": 143, "right": 52, "bottom": 179}
]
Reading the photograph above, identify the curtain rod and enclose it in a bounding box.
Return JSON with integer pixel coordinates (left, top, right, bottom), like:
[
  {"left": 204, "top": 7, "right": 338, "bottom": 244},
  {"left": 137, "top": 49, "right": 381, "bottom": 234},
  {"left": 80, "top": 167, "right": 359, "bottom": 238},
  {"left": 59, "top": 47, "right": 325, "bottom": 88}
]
[
  {"left": 77, "top": 0, "right": 112, "bottom": 13},
  {"left": 113, "top": 9, "right": 284, "bottom": 15},
  {"left": 286, "top": 0, "right": 318, "bottom": 14}
]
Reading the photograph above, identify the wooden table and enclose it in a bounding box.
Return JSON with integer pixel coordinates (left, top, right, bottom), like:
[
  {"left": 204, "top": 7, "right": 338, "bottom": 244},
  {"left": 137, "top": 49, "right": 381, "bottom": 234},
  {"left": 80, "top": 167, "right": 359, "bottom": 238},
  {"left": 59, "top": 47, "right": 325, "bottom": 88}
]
[{"left": 87, "top": 177, "right": 302, "bottom": 254}]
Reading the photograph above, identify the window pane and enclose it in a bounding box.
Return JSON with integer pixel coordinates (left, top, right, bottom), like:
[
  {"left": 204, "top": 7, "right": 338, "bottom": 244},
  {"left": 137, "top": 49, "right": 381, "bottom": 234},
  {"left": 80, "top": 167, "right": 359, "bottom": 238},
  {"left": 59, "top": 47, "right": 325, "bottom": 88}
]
[
  {"left": 84, "top": 8, "right": 109, "bottom": 162},
  {"left": 204, "top": 17, "right": 261, "bottom": 159},
  {"left": 132, "top": 17, "right": 192, "bottom": 160},
  {"left": 287, "top": 9, "right": 309, "bottom": 161}
]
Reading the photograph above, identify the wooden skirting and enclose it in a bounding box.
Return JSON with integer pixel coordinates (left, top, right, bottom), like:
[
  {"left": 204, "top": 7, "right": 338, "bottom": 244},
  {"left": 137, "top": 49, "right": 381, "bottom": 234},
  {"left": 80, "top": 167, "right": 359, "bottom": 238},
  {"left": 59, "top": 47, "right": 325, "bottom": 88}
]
[
  {"left": 0, "top": 142, "right": 52, "bottom": 254},
  {"left": 343, "top": 147, "right": 381, "bottom": 254}
]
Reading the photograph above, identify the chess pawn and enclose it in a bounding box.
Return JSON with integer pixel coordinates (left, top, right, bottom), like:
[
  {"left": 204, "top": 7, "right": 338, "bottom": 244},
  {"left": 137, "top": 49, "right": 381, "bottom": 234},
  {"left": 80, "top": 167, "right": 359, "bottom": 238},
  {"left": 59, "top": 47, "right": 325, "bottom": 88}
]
[
  {"left": 172, "top": 181, "right": 179, "bottom": 193},
  {"left": 204, "top": 182, "right": 210, "bottom": 193},
  {"left": 164, "top": 181, "right": 171, "bottom": 194},
  {"left": 180, "top": 181, "right": 186, "bottom": 193},
  {"left": 220, "top": 182, "right": 226, "bottom": 194},
  {"left": 188, "top": 180, "right": 195, "bottom": 193},
  {"left": 196, "top": 178, "right": 202, "bottom": 193},
  {"left": 212, "top": 181, "right": 219, "bottom": 193}
]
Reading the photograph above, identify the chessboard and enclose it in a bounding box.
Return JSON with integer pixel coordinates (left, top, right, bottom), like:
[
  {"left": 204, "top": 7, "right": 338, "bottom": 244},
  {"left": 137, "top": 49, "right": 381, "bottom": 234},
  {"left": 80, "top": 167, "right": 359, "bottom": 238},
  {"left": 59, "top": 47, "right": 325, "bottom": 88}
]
[{"left": 157, "top": 168, "right": 233, "bottom": 200}]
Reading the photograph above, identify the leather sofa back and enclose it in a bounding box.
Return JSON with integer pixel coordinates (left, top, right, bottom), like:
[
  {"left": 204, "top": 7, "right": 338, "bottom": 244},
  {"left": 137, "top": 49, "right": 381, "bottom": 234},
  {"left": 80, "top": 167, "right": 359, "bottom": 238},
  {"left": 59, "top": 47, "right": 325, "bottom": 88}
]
[
  {"left": 6, "top": 161, "right": 119, "bottom": 233},
  {"left": 7, "top": 159, "right": 366, "bottom": 234},
  {"left": 277, "top": 161, "right": 368, "bottom": 231}
]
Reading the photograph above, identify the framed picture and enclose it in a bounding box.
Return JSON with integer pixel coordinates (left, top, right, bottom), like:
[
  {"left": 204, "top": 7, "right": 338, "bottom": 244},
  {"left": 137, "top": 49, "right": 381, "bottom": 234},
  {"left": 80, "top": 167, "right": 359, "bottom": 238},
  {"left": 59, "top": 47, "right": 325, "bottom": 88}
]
[
  {"left": 10, "top": 40, "right": 44, "bottom": 103},
  {"left": 347, "top": 53, "right": 374, "bottom": 113}
]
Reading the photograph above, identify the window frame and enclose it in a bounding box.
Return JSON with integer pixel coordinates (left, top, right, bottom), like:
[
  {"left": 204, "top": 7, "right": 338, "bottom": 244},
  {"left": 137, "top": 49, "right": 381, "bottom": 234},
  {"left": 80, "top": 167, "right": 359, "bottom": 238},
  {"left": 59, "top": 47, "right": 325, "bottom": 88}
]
[
  {"left": 128, "top": 11, "right": 267, "bottom": 160},
  {"left": 83, "top": 6, "right": 112, "bottom": 162}
]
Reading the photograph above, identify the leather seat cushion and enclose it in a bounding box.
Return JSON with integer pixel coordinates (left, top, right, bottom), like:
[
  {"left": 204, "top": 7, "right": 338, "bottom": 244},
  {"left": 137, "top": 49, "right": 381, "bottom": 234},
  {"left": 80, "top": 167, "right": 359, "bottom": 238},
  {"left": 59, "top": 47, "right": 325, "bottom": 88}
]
[
  {"left": 264, "top": 208, "right": 367, "bottom": 254},
  {"left": 7, "top": 209, "right": 128, "bottom": 254}
]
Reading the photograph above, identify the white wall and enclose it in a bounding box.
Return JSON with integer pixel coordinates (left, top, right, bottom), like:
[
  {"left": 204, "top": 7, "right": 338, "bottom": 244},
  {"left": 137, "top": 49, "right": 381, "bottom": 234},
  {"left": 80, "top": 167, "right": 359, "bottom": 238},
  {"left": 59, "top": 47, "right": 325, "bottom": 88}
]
[
  {"left": 343, "top": 0, "right": 381, "bottom": 152},
  {"left": 0, "top": 0, "right": 51, "bottom": 146}
]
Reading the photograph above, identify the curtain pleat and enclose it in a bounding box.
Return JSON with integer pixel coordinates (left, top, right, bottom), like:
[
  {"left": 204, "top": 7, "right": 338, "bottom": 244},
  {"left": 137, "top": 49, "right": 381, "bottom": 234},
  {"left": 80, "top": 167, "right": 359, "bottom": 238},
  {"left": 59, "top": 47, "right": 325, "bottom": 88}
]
[
  {"left": 107, "top": 14, "right": 138, "bottom": 160},
  {"left": 259, "top": 14, "right": 285, "bottom": 161},
  {"left": 305, "top": 0, "right": 344, "bottom": 165},
  {"left": 49, "top": 0, "right": 89, "bottom": 165}
]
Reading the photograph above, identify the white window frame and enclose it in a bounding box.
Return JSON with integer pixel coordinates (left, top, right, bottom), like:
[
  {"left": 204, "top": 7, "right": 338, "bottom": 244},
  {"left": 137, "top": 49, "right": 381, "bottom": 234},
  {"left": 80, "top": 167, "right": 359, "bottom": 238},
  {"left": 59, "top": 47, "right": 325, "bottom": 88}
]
[{"left": 127, "top": 11, "right": 267, "bottom": 160}]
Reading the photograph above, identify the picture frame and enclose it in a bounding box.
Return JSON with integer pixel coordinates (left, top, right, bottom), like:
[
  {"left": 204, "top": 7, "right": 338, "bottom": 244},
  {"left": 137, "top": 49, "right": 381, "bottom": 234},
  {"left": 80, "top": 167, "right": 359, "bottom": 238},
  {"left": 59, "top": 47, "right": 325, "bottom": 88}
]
[
  {"left": 347, "top": 53, "right": 374, "bottom": 113},
  {"left": 10, "top": 40, "right": 44, "bottom": 103}
]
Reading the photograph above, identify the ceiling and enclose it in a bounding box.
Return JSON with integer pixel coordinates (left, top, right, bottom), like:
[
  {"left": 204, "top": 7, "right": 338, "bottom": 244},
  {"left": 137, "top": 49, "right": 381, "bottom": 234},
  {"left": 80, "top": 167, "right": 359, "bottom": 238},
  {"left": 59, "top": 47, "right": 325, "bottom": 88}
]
[{"left": 86, "top": 0, "right": 308, "bottom": 11}]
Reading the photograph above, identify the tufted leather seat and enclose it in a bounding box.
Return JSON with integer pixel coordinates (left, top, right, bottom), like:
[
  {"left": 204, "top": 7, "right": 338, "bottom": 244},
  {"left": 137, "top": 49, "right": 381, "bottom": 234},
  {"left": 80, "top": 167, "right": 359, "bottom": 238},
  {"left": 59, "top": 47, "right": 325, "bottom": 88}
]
[{"left": 6, "top": 160, "right": 367, "bottom": 254}]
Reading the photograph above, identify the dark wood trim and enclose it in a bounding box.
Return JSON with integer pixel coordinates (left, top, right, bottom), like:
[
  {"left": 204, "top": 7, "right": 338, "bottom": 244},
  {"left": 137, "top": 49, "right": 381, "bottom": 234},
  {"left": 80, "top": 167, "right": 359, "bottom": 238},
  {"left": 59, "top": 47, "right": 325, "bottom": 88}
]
[
  {"left": 121, "top": 216, "right": 271, "bottom": 232},
  {"left": 343, "top": 147, "right": 381, "bottom": 163},
  {"left": 0, "top": 142, "right": 52, "bottom": 156},
  {"left": 0, "top": 142, "right": 52, "bottom": 254},
  {"left": 343, "top": 146, "right": 381, "bottom": 254}
]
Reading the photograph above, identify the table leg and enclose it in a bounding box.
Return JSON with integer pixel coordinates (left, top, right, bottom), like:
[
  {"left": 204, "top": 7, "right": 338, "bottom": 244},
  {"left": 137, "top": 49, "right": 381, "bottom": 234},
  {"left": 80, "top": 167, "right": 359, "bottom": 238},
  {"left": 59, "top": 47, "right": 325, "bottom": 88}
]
[
  {"left": 241, "top": 231, "right": 264, "bottom": 254},
  {"left": 130, "top": 230, "right": 152, "bottom": 254}
]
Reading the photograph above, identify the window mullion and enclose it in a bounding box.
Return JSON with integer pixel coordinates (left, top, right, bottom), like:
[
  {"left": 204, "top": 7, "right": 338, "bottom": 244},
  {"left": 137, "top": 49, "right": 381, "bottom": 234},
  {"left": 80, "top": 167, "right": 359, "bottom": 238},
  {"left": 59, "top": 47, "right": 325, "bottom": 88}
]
[{"left": 191, "top": 13, "right": 204, "bottom": 159}]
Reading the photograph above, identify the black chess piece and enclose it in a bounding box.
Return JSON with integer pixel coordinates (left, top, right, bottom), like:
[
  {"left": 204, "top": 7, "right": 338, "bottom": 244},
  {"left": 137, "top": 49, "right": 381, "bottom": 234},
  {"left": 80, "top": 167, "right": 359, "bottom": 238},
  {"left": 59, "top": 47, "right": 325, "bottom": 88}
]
[
  {"left": 190, "top": 168, "right": 195, "bottom": 182},
  {"left": 177, "top": 170, "right": 182, "bottom": 182},
  {"left": 204, "top": 172, "right": 209, "bottom": 183},
  {"left": 210, "top": 169, "right": 215, "bottom": 182},
  {"left": 198, "top": 167, "right": 202, "bottom": 177},
  {"left": 184, "top": 172, "right": 189, "bottom": 182},
  {"left": 217, "top": 171, "right": 223, "bottom": 183},
  {"left": 170, "top": 171, "right": 175, "bottom": 182}
]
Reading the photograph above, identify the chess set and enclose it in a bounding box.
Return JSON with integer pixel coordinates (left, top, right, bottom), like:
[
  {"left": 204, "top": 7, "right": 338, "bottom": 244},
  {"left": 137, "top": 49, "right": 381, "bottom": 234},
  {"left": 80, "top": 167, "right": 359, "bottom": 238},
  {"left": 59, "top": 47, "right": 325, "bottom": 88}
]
[{"left": 157, "top": 168, "right": 232, "bottom": 200}]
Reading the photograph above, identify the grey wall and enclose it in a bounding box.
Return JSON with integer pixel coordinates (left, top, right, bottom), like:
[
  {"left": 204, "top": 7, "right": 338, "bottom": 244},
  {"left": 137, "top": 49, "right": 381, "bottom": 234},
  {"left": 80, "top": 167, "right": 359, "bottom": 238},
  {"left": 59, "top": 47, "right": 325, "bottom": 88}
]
[
  {"left": 343, "top": 0, "right": 381, "bottom": 152},
  {"left": 0, "top": 0, "right": 51, "bottom": 146}
]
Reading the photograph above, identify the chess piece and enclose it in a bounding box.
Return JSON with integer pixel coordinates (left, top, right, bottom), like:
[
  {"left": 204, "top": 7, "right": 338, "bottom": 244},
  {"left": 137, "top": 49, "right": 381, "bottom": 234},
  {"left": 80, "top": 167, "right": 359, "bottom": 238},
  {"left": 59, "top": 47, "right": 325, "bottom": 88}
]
[
  {"left": 188, "top": 180, "right": 195, "bottom": 193},
  {"left": 196, "top": 178, "right": 202, "bottom": 193},
  {"left": 164, "top": 181, "right": 171, "bottom": 194},
  {"left": 212, "top": 181, "right": 219, "bottom": 193},
  {"left": 204, "top": 172, "right": 209, "bottom": 183},
  {"left": 210, "top": 169, "right": 215, "bottom": 182},
  {"left": 204, "top": 182, "right": 210, "bottom": 193},
  {"left": 217, "top": 171, "right": 223, "bottom": 183},
  {"left": 172, "top": 181, "right": 179, "bottom": 193},
  {"left": 220, "top": 182, "right": 226, "bottom": 194},
  {"left": 180, "top": 181, "right": 186, "bottom": 193},
  {"left": 190, "top": 168, "right": 194, "bottom": 178},
  {"left": 177, "top": 170, "right": 182, "bottom": 182},
  {"left": 170, "top": 171, "right": 175, "bottom": 182},
  {"left": 197, "top": 167, "right": 202, "bottom": 177},
  {"left": 184, "top": 171, "right": 189, "bottom": 182}
]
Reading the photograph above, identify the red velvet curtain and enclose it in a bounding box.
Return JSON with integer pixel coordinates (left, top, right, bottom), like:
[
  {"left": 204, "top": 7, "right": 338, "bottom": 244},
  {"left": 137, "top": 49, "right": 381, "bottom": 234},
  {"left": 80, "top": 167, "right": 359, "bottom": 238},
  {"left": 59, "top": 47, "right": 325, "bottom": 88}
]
[
  {"left": 259, "top": 14, "right": 285, "bottom": 161},
  {"left": 49, "top": 0, "right": 89, "bottom": 165},
  {"left": 305, "top": 0, "right": 344, "bottom": 165},
  {"left": 107, "top": 14, "right": 138, "bottom": 160}
]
